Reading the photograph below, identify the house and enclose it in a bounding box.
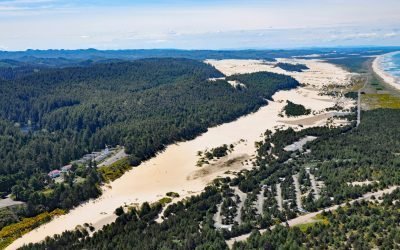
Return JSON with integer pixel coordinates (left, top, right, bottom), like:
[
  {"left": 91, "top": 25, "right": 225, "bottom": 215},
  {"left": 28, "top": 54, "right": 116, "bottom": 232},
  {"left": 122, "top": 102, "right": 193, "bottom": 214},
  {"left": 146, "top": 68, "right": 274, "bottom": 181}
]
[
  {"left": 48, "top": 169, "right": 61, "bottom": 178},
  {"left": 61, "top": 165, "right": 72, "bottom": 173}
]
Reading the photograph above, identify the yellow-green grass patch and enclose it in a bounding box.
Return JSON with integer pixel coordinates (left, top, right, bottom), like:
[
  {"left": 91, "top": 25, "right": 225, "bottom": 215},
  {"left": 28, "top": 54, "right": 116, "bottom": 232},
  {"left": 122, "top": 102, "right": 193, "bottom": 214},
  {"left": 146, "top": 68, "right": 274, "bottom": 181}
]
[
  {"left": 0, "top": 209, "right": 65, "bottom": 249},
  {"left": 362, "top": 94, "right": 400, "bottom": 109}
]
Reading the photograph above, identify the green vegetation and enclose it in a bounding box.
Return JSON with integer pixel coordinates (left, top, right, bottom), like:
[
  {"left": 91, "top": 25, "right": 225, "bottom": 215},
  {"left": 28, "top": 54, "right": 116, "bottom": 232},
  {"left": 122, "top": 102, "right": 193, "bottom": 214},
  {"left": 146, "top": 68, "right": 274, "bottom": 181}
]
[
  {"left": 0, "top": 58, "right": 300, "bottom": 240},
  {"left": 98, "top": 158, "right": 131, "bottom": 182},
  {"left": 283, "top": 101, "right": 311, "bottom": 117},
  {"left": 0, "top": 209, "right": 65, "bottom": 249},
  {"left": 275, "top": 62, "right": 309, "bottom": 72},
  {"left": 197, "top": 144, "right": 234, "bottom": 166},
  {"left": 21, "top": 188, "right": 226, "bottom": 250},
  {"left": 234, "top": 190, "right": 400, "bottom": 249},
  {"left": 362, "top": 93, "right": 400, "bottom": 109},
  {"left": 158, "top": 197, "right": 173, "bottom": 206},
  {"left": 226, "top": 71, "right": 300, "bottom": 96},
  {"left": 325, "top": 56, "right": 372, "bottom": 73},
  {"left": 166, "top": 192, "right": 180, "bottom": 198},
  {"left": 0, "top": 205, "right": 26, "bottom": 229},
  {"left": 6, "top": 49, "right": 400, "bottom": 249}
]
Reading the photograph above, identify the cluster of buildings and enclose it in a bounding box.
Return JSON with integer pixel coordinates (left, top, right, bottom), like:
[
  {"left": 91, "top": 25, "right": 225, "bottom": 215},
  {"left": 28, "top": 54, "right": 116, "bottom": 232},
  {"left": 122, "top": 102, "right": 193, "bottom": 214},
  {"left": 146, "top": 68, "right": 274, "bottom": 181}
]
[
  {"left": 73, "top": 147, "right": 112, "bottom": 165},
  {"left": 47, "top": 146, "right": 114, "bottom": 179},
  {"left": 48, "top": 165, "right": 72, "bottom": 178}
]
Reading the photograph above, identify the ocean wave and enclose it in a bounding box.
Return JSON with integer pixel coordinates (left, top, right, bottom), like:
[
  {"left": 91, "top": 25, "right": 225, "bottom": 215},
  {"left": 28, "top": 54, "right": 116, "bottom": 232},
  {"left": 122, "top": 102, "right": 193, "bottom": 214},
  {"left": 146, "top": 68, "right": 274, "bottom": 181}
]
[{"left": 379, "top": 52, "right": 400, "bottom": 81}]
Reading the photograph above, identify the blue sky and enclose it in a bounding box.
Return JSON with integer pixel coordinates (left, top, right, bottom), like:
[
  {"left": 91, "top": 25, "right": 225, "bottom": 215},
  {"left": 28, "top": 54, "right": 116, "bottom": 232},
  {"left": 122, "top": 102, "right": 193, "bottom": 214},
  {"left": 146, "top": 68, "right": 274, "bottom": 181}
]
[{"left": 0, "top": 0, "right": 399, "bottom": 50}]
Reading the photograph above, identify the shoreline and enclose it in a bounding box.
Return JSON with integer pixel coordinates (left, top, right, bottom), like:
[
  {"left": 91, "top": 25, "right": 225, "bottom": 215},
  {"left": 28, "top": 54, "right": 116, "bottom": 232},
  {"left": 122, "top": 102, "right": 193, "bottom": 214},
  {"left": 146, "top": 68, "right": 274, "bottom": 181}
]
[
  {"left": 7, "top": 58, "right": 355, "bottom": 250},
  {"left": 372, "top": 52, "right": 400, "bottom": 91}
]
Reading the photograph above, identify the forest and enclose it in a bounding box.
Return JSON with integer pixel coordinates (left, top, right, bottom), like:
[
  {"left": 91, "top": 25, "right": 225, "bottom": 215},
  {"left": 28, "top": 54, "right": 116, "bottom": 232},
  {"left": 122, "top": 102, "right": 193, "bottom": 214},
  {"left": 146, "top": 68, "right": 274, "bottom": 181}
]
[
  {"left": 0, "top": 58, "right": 300, "bottom": 233},
  {"left": 282, "top": 101, "right": 311, "bottom": 117},
  {"left": 275, "top": 62, "right": 309, "bottom": 72}
]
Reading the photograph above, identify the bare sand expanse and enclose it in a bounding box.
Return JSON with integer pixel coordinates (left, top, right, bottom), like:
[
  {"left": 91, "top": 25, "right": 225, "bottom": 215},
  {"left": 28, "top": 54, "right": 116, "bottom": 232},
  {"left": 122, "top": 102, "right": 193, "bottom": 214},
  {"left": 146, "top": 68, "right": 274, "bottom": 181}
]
[
  {"left": 373, "top": 52, "right": 400, "bottom": 91},
  {"left": 8, "top": 59, "right": 354, "bottom": 250}
]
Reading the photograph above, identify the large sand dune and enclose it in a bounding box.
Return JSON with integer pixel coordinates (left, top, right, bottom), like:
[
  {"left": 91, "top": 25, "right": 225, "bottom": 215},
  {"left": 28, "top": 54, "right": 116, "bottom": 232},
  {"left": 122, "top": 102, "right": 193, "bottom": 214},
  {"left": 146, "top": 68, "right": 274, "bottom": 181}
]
[{"left": 8, "top": 59, "right": 354, "bottom": 249}]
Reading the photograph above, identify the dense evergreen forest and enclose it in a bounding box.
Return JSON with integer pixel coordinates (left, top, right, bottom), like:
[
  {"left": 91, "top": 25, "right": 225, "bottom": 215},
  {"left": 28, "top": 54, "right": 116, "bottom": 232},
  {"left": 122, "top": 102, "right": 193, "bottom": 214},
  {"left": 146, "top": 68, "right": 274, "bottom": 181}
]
[
  {"left": 283, "top": 101, "right": 311, "bottom": 117},
  {"left": 275, "top": 62, "right": 309, "bottom": 72},
  {"left": 0, "top": 58, "right": 300, "bottom": 229},
  {"left": 21, "top": 108, "right": 400, "bottom": 250}
]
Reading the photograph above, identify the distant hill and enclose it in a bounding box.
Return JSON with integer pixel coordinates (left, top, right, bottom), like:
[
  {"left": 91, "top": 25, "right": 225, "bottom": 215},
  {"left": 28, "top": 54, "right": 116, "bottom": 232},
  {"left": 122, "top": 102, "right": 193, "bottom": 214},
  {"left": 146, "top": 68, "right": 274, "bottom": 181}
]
[{"left": 1, "top": 47, "right": 399, "bottom": 63}]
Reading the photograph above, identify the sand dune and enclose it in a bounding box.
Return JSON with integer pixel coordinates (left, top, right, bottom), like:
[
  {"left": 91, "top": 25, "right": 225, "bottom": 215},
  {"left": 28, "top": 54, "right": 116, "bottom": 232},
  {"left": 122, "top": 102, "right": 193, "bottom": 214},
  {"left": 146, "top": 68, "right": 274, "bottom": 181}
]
[{"left": 8, "top": 59, "right": 354, "bottom": 250}]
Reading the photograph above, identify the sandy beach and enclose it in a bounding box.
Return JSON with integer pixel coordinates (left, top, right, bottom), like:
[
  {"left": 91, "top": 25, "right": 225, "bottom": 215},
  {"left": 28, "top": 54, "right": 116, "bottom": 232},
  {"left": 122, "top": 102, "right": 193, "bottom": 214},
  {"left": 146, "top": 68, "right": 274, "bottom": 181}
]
[
  {"left": 372, "top": 52, "right": 400, "bottom": 91},
  {"left": 7, "top": 59, "right": 354, "bottom": 250}
]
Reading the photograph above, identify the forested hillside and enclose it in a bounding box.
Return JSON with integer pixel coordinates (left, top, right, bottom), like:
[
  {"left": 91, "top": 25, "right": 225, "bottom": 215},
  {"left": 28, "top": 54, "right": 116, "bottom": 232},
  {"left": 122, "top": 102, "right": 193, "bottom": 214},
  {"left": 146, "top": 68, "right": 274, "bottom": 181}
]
[{"left": 0, "top": 58, "right": 300, "bottom": 231}]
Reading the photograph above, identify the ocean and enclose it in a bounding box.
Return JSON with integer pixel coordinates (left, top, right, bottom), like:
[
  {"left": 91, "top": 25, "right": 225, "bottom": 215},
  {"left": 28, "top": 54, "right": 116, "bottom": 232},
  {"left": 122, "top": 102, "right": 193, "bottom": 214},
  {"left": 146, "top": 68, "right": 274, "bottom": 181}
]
[{"left": 379, "top": 52, "right": 400, "bottom": 83}]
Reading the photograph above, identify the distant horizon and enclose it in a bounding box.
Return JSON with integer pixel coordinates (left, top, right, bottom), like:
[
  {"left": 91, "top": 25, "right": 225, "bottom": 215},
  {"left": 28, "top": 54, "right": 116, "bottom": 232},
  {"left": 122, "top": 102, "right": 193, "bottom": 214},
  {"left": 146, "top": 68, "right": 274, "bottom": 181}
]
[{"left": 1, "top": 45, "right": 400, "bottom": 53}]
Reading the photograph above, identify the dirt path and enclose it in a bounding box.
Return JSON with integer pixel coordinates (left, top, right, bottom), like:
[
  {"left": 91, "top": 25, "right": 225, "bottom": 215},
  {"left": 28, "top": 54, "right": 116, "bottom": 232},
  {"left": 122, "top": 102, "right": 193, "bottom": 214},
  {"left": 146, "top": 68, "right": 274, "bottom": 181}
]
[
  {"left": 226, "top": 186, "right": 398, "bottom": 248},
  {"left": 213, "top": 203, "right": 232, "bottom": 230},
  {"left": 233, "top": 187, "right": 247, "bottom": 224},
  {"left": 275, "top": 183, "right": 283, "bottom": 211},
  {"left": 292, "top": 174, "right": 303, "bottom": 211},
  {"left": 256, "top": 190, "right": 264, "bottom": 215},
  {"left": 306, "top": 169, "right": 320, "bottom": 200}
]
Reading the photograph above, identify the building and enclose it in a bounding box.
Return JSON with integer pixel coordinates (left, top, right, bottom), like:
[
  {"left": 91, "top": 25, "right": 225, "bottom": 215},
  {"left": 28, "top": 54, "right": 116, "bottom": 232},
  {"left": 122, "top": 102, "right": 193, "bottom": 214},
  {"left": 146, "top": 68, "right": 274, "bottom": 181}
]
[
  {"left": 48, "top": 169, "right": 61, "bottom": 178},
  {"left": 61, "top": 165, "right": 72, "bottom": 173}
]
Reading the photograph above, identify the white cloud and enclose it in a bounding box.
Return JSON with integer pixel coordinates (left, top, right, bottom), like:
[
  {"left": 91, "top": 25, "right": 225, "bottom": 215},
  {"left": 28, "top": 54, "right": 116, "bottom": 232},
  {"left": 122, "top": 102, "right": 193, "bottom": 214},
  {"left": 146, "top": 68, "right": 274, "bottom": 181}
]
[
  {"left": 384, "top": 32, "right": 398, "bottom": 38},
  {"left": 0, "top": 1, "right": 399, "bottom": 49}
]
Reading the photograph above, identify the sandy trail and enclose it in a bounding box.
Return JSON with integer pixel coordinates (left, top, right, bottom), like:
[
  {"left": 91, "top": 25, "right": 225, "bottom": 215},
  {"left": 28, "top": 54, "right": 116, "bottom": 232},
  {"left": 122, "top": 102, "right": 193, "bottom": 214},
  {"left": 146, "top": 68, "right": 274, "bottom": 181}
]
[
  {"left": 256, "top": 191, "right": 264, "bottom": 215},
  {"left": 233, "top": 187, "right": 247, "bottom": 224},
  {"left": 306, "top": 169, "right": 320, "bottom": 200},
  {"left": 275, "top": 183, "right": 283, "bottom": 211},
  {"left": 227, "top": 186, "right": 399, "bottom": 248},
  {"left": 293, "top": 174, "right": 303, "bottom": 211},
  {"left": 8, "top": 59, "right": 353, "bottom": 250}
]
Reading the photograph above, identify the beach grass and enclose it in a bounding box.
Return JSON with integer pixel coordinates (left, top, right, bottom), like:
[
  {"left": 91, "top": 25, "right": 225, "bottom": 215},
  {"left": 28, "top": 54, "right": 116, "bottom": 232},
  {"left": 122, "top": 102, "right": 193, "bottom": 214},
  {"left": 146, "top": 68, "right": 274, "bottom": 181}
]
[{"left": 362, "top": 94, "right": 400, "bottom": 109}]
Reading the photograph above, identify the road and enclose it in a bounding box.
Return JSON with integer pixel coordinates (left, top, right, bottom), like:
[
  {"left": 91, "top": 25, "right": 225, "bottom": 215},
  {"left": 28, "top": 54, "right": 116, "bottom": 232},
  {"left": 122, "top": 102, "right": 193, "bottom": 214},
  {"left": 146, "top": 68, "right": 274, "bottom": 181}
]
[
  {"left": 256, "top": 190, "right": 264, "bottom": 215},
  {"left": 356, "top": 74, "right": 368, "bottom": 127},
  {"left": 98, "top": 148, "right": 127, "bottom": 167},
  {"left": 213, "top": 203, "right": 232, "bottom": 230},
  {"left": 292, "top": 174, "right": 303, "bottom": 211},
  {"left": 0, "top": 196, "right": 24, "bottom": 209},
  {"left": 275, "top": 183, "right": 283, "bottom": 211},
  {"left": 233, "top": 187, "right": 247, "bottom": 224},
  {"left": 226, "top": 186, "right": 398, "bottom": 248},
  {"left": 306, "top": 169, "right": 320, "bottom": 200}
]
